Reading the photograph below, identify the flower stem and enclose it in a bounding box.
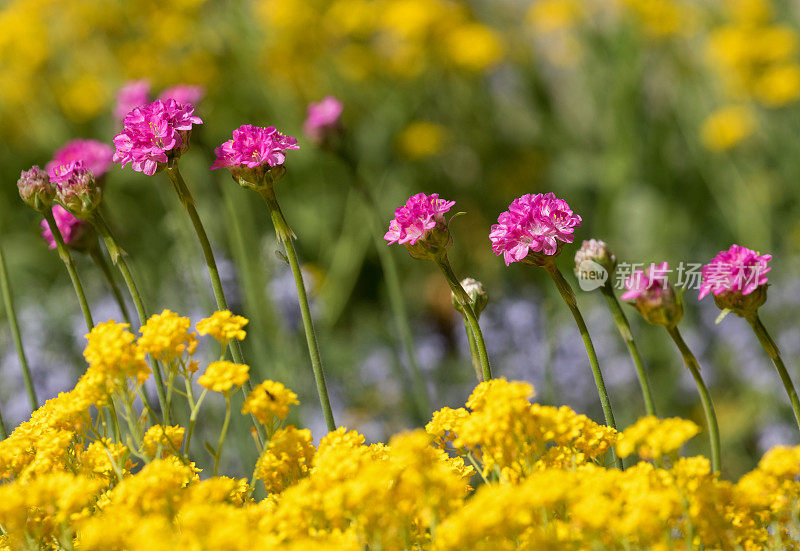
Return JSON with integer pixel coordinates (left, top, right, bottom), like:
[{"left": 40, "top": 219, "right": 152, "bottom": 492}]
[
  {"left": 0, "top": 403, "right": 7, "bottom": 439},
  {"left": 601, "top": 282, "right": 657, "bottom": 417},
  {"left": 184, "top": 381, "right": 207, "bottom": 458},
  {"left": 89, "top": 246, "right": 132, "bottom": 325},
  {"left": 666, "top": 326, "right": 721, "bottom": 473},
  {"left": 748, "top": 314, "right": 800, "bottom": 432},
  {"left": 546, "top": 265, "right": 623, "bottom": 469},
  {"left": 462, "top": 316, "right": 484, "bottom": 381},
  {"left": 92, "top": 213, "right": 169, "bottom": 425},
  {"left": 0, "top": 236, "right": 38, "bottom": 411},
  {"left": 435, "top": 256, "right": 492, "bottom": 382},
  {"left": 43, "top": 209, "right": 94, "bottom": 331},
  {"left": 213, "top": 394, "right": 232, "bottom": 476},
  {"left": 259, "top": 187, "right": 336, "bottom": 432},
  {"left": 108, "top": 399, "right": 122, "bottom": 443}
]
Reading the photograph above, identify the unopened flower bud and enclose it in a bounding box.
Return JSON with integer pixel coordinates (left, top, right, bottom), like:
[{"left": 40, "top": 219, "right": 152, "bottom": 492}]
[
  {"left": 621, "top": 262, "right": 683, "bottom": 328},
  {"left": 452, "top": 277, "right": 488, "bottom": 318},
  {"left": 51, "top": 161, "right": 103, "bottom": 218},
  {"left": 17, "top": 166, "right": 55, "bottom": 212},
  {"left": 574, "top": 239, "right": 617, "bottom": 275},
  {"left": 384, "top": 193, "right": 455, "bottom": 261}
]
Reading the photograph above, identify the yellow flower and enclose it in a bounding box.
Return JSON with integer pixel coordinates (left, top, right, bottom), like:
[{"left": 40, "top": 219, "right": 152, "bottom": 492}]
[
  {"left": 138, "top": 309, "right": 198, "bottom": 362},
  {"left": 198, "top": 361, "right": 250, "bottom": 393},
  {"left": 143, "top": 425, "right": 186, "bottom": 458},
  {"left": 255, "top": 426, "right": 315, "bottom": 494},
  {"left": 443, "top": 23, "right": 504, "bottom": 72},
  {"left": 196, "top": 310, "right": 249, "bottom": 344},
  {"left": 526, "top": 0, "right": 583, "bottom": 33},
  {"left": 701, "top": 105, "right": 756, "bottom": 151},
  {"left": 83, "top": 320, "right": 150, "bottom": 387},
  {"left": 616, "top": 416, "right": 700, "bottom": 460},
  {"left": 397, "top": 121, "right": 448, "bottom": 159},
  {"left": 242, "top": 380, "right": 299, "bottom": 425},
  {"left": 755, "top": 63, "right": 800, "bottom": 106}
]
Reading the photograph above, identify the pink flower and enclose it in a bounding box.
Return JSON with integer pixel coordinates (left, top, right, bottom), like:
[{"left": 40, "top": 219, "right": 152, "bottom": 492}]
[
  {"left": 40, "top": 205, "right": 91, "bottom": 250},
  {"left": 490, "top": 193, "right": 582, "bottom": 265},
  {"left": 113, "top": 99, "right": 203, "bottom": 176},
  {"left": 698, "top": 245, "right": 772, "bottom": 300},
  {"left": 49, "top": 161, "right": 102, "bottom": 216},
  {"left": 46, "top": 139, "right": 113, "bottom": 179},
  {"left": 303, "top": 96, "right": 343, "bottom": 144},
  {"left": 211, "top": 124, "right": 299, "bottom": 170},
  {"left": 17, "top": 166, "right": 55, "bottom": 211},
  {"left": 159, "top": 85, "right": 205, "bottom": 106},
  {"left": 621, "top": 262, "right": 671, "bottom": 302},
  {"left": 48, "top": 160, "right": 84, "bottom": 184},
  {"left": 384, "top": 193, "right": 455, "bottom": 246},
  {"left": 114, "top": 80, "right": 151, "bottom": 120}
]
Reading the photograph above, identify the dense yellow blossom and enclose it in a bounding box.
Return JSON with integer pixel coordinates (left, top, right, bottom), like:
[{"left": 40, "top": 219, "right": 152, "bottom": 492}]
[
  {"left": 255, "top": 425, "right": 315, "bottom": 494},
  {"left": 138, "top": 309, "right": 198, "bottom": 362},
  {"left": 196, "top": 310, "right": 249, "bottom": 344},
  {"left": 616, "top": 415, "right": 700, "bottom": 460},
  {"left": 198, "top": 361, "right": 250, "bottom": 393},
  {"left": 83, "top": 320, "right": 150, "bottom": 388},
  {"left": 242, "top": 379, "right": 299, "bottom": 424},
  {"left": 142, "top": 425, "right": 186, "bottom": 458}
]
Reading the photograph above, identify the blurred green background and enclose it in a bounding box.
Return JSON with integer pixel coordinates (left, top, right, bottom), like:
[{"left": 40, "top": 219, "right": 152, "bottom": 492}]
[{"left": 2, "top": 0, "right": 800, "bottom": 478}]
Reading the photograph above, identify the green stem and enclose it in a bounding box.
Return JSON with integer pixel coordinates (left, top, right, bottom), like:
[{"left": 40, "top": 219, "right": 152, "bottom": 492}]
[
  {"left": 601, "top": 283, "right": 657, "bottom": 417},
  {"left": 748, "top": 314, "right": 800, "bottom": 432},
  {"left": 214, "top": 394, "right": 232, "bottom": 476},
  {"left": 666, "top": 326, "right": 721, "bottom": 473},
  {"left": 108, "top": 400, "right": 122, "bottom": 443},
  {"left": 92, "top": 213, "right": 169, "bottom": 425},
  {"left": 89, "top": 247, "right": 132, "bottom": 325},
  {"left": 462, "top": 315, "right": 483, "bottom": 381},
  {"left": 259, "top": 187, "right": 336, "bottom": 432},
  {"left": 0, "top": 236, "right": 38, "bottom": 411},
  {"left": 0, "top": 402, "right": 7, "bottom": 439},
  {"left": 546, "top": 265, "right": 623, "bottom": 469},
  {"left": 435, "top": 256, "right": 492, "bottom": 382},
  {"left": 43, "top": 209, "right": 93, "bottom": 330},
  {"left": 184, "top": 380, "right": 207, "bottom": 458}
]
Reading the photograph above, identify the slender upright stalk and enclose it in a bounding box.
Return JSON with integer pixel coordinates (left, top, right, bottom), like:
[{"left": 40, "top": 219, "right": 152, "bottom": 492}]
[
  {"left": 165, "top": 164, "right": 246, "bottom": 367},
  {"left": 43, "top": 209, "right": 94, "bottom": 331},
  {"left": 435, "top": 256, "right": 492, "bottom": 382},
  {"left": 259, "top": 187, "right": 336, "bottom": 432},
  {"left": 600, "top": 282, "right": 657, "bottom": 417},
  {"left": 92, "top": 213, "right": 169, "bottom": 424},
  {"left": 184, "top": 380, "right": 207, "bottom": 458},
  {"left": 666, "top": 326, "right": 721, "bottom": 473},
  {"left": 0, "top": 404, "right": 7, "bottom": 439},
  {"left": 0, "top": 237, "right": 37, "bottom": 410},
  {"left": 213, "top": 394, "right": 232, "bottom": 476},
  {"left": 546, "top": 265, "right": 623, "bottom": 469},
  {"left": 462, "top": 317, "right": 483, "bottom": 381},
  {"left": 748, "top": 314, "right": 800, "bottom": 431},
  {"left": 89, "top": 247, "right": 132, "bottom": 324}
]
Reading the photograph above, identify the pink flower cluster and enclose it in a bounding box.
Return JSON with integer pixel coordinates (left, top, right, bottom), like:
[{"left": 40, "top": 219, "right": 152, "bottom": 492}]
[
  {"left": 384, "top": 193, "right": 455, "bottom": 246},
  {"left": 698, "top": 245, "right": 771, "bottom": 300},
  {"left": 211, "top": 125, "right": 299, "bottom": 170},
  {"left": 489, "top": 193, "right": 583, "bottom": 265},
  {"left": 303, "top": 96, "right": 343, "bottom": 143},
  {"left": 621, "top": 261, "right": 671, "bottom": 302},
  {"left": 114, "top": 80, "right": 205, "bottom": 120},
  {"left": 40, "top": 205, "right": 90, "bottom": 250},
  {"left": 113, "top": 99, "right": 203, "bottom": 175},
  {"left": 47, "top": 140, "right": 113, "bottom": 180}
]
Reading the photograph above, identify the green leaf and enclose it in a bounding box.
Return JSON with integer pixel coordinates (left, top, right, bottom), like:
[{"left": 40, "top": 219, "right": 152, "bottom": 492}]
[{"left": 715, "top": 308, "right": 732, "bottom": 325}]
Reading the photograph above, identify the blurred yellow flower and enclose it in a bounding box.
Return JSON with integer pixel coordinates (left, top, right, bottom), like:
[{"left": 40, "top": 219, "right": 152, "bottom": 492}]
[
  {"left": 755, "top": 63, "right": 800, "bottom": 106},
  {"left": 397, "top": 121, "right": 448, "bottom": 159},
  {"left": 701, "top": 105, "right": 756, "bottom": 151},
  {"left": 527, "top": 0, "right": 583, "bottom": 33},
  {"left": 444, "top": 23, "right": 505, "bottom": 72}
]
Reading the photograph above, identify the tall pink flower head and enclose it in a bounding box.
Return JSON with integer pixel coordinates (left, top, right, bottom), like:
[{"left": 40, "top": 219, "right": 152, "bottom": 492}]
[
  {"left": 384, "top": 193, "right": 455, "bottom": 260},
  {"left": 621, "top": 262, "right": 683, "bottom": 327},
  {"left": 303, "top": 96, "right": 343, "bottom": 145},
  {"left": 159, "top": 85, "right": 205, "bottom": 106},
  {"left": 211, "top": 124, "right": 299, "bottom": 187},
  {"left": 46, "top": 139, "right": 113, "bottom": 179},
  {"left": 40, "top": 205, "right": 93, "bottom": 251},
  {"left": 114, "top": 79, "right": 151, "bottom": 120},
  {"left": 113, "top": 99, "right": 202, "bottom": 176},
  {"left": 490, "top": 193, "right": 582, "bottom": 266},
  {"left": 698, "top": 245, "right": 772, "bottom": 317},
  {"left": 49, "top": 161, "right": 102, "bottom": 217}
]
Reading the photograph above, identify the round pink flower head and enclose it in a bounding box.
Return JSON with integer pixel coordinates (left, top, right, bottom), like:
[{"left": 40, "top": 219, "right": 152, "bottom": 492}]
[
  {"left": 490, "top": 193, "right": 582, "bottom": 268},
  {"left": 114, "top": 79, "right": 151, "bottom": 121},
  {"left": 621, "top": 261, "right": 683, "bottom": 328},
  {"left": 46, "top": 139, "right": 113, "bottom": 180},
  {"left": 18, "top": 166, "right": 55, "bottom": 212},
  {"left": 113, "top": 99, "right": 203, "bottom": 176},
  {"left": 698, "top": 244, "right": 772, "bottom": 318},
  {"left": 49, "top": 161, "right": 102, "bottom": 218},
  {"left": 384, "top": 193, "right": 456, "bottom": 260},
  {"left": 211, "top": 124, "right": 300, "bottom": 189},
  {"left": 303, "top": 96, "right": 344, "bottom": 147},
  {"left": 159, "top": 85, "right": 205, "bottom": 106},
  {"left": 40, "top": 205, "right": 94, "bottom": 251}
]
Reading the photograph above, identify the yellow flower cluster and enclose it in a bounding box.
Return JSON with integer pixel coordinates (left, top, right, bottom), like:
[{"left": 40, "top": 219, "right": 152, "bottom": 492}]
[
  {"left": 138, "top": 309, "right": 198, "bottom": 362},
  {"left": 83, "top": 320, "right": 150, "bottom": 388},
  {"left": 198, "top": 361, "right": 250, "bottom": 393},
  {"left": 3, "top": 336, "right": 800, "bottom": 550},
  {"left": 196, "top": 310, "right": 249, "bottom": 344},
  {"left": 242, "top": 379, "right": 299, "bottom": 424}
]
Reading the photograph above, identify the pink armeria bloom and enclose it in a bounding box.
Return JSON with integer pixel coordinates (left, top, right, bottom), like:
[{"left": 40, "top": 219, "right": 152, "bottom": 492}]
[
  {"left": 50, "top": 161, "right": 102, "bottom": 216},
  {"left": 384, "top": 193, "right": 455, "bottom": 246},
  {"left": 48, "top": 160, "right": 85, "bottom": 184},
  {"left": 698, "top": 245, "right": 772, "bottom": 300},
  {"left": 113, "top": 99, "right": 203, "bottom": 176},
  {"left": 303, "top": 96, "right": 343, "bottom": 143},
  {"left": 46, "top": 139, "right": 113, "bottom": 179},
  {"left": 211, "top": 124, "right": 300, "bottom": 170},
  {"left": 114, "top": 79, "right": 151, "bottom": 120},
  {"left": 490, "top": 193, "right": 582, "bottom": 265},
  {"left": 159, "top": 85, "right": 205, "bottom": 106},
  {"left": 40, "top": 205, "right": 91, "bottom": 250},
  {"left": 621, "top": 262, "right": 671, "bottom": 302}
]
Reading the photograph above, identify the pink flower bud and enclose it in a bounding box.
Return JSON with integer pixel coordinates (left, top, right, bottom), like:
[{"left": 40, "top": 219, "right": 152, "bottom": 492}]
[
  {"left": 17, "top": 166, "right": 55, "bottom": 212},
  {"left": 50, "top": 161, "right": 102, "bottom": 218},
  {"left": 622, "top": 262, "right": 683, "bottom": 328}
]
